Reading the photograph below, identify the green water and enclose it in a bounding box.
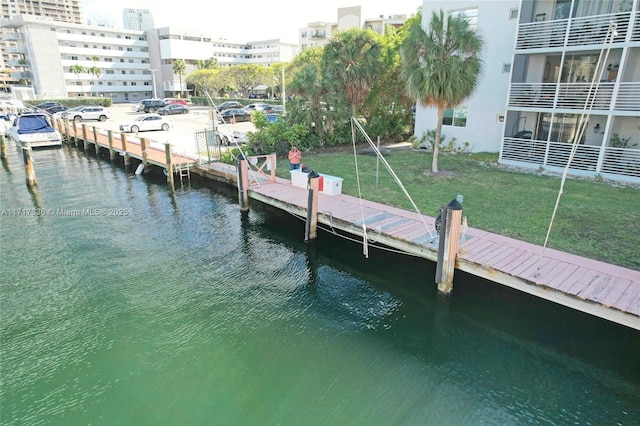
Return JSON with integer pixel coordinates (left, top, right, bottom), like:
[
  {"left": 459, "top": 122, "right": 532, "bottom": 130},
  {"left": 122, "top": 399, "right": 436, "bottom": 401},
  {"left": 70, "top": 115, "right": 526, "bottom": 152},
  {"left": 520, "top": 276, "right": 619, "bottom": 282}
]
[{"left": 1, "top": 145, "right": 639, "bottom": 425}]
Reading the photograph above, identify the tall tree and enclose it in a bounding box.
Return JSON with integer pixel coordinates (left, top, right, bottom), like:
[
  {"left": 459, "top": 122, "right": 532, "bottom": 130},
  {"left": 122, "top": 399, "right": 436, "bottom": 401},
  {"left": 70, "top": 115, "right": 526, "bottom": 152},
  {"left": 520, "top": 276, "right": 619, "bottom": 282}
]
[
  {"left": 228, "top": 64, "right": 268, "bottom": 98},
  {"left": 195, "top": 57, "right": 218, "bottom": 70},
  {"left": 70, "top": 64, "right": 85, "bottom": 96},
  {"left": 186, "top": 68, "right": 233, "bottom": 97},
  {"left": 322, "top": 28, "right": 382, "bottom": 117},
  {"left": 87, "top": 55, "right": 101, "bottom": 96},
  {"left": 172, "top": 59, "right": 186, "bottom": 98},
  {"left": 400, "top": 9, "right": 484, "bottom": 173}
]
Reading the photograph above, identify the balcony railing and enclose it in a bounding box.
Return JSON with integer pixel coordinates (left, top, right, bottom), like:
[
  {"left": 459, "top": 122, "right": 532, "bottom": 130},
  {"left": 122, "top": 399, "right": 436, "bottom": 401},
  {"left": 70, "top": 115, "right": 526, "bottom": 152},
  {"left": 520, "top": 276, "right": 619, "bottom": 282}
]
[
  {"left": 508, "top": 82, "right": 640, "bottom": 112},
  {"left": 501, "top": 138, "right": 640, "bottom": 180},
  {"left": 516, "top": 11, "right": 636, "bottom": 50}
]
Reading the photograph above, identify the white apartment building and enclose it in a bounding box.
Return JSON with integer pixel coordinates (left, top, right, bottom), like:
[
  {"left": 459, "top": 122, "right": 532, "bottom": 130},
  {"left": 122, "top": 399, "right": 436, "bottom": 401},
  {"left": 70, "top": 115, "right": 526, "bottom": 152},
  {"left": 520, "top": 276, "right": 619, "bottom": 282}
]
[
  {"left": 122, "top": 8, "right": 154, "bottom": 31},
  {"left": 147, "top": 27, "right": 297, "bottom": 97},
  {"left": 299, "top": 6, "right": 408, "bottom": 50},
  {"left": 1, "top": 14, "right": 152, "bottom": 103},
  {"left": 417, "top": 0, "right": 640, "bottom": 183}
]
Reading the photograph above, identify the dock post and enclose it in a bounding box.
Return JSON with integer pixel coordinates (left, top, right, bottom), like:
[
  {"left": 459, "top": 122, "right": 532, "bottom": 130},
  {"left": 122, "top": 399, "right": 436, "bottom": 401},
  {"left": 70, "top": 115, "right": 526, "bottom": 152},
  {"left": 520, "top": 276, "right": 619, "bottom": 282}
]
[
  {"left": 1, "top": 134, "right": 7, "bottom": 160},
  {"left": 107, "top": 130, "right": 116, "bottom": 160},
  {"left": 71, "top": 120, "right": 78, "bottom": 146},
  {"left": 22, "top": 142, "right": 37, "bottom": 187},
  {"left": 92, "top": 127, "right": 100, "bottom": 156},
  {"left": 435, "top": 196, "right": 463, "bottom": 294},
  {"left": 236, "top": 154, "right": 249, "bottom": 211},
  {"left": 120, "top": 132, "right": 130, "bottom": 166},
  {"left": 81, "top": 123, "right": 88, "bottom": 150},
  {"left": 305, "top": 171, "right": 320, "bottom": 241},
  {"left": 164, "top": 143, "right": 174, "bottom": 187},
  {"left": 140, "top": 137, "right": 149, "bottom": 171}
]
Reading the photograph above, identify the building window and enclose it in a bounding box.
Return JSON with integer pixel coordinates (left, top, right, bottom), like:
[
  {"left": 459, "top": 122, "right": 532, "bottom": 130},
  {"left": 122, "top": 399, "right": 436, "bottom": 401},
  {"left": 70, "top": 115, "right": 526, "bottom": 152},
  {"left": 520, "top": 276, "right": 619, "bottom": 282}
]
[
  {"left": 509, "top": 8, "right": 518, "bottom": 20},
  {"left": 443, "top": 107, "right": 467, "bottom": 127},
  {"left": 502, "top": 63, "right": 511, "bottom": 73},
  {"left": 106, "top": 70, "right": 114, "bottom": 74},
  {"left": 131, "top": 82, "right": 136, "bottom": 86}
]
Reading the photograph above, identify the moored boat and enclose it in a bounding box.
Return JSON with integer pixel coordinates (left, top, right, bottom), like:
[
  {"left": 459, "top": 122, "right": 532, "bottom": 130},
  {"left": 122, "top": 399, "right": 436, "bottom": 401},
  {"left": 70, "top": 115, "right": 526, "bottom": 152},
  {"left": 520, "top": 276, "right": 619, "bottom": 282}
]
[{"left": 7, "top": 112, "right": 62, "bottom": 148}]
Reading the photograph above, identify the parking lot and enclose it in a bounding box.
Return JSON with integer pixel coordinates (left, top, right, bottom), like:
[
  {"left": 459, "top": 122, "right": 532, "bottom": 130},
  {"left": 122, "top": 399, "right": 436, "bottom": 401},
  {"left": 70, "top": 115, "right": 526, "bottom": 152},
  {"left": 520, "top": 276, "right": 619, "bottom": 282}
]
[{"left": 77, "top": 103, "right": 256, "bottom": 155}]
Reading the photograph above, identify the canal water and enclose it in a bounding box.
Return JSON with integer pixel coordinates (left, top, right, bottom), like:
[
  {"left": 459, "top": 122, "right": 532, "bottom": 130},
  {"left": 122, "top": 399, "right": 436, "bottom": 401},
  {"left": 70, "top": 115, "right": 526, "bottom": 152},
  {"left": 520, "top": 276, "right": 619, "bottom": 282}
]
[{"left": 1, "top": 144, "right": 639, "bottom": 425}]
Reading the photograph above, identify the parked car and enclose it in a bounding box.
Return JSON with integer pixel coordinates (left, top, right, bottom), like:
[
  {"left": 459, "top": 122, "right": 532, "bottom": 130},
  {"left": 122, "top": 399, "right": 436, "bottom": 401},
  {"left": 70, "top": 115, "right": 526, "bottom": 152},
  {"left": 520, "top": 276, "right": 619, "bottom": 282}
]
[
  {"left": 119, "top": 114, "right": 172, "bottom": 133},
  {"left": 244, "top": 103, "right": 271, "bottom": 112},
  {"left": 44, "top": 105, "right": 68, "bottom": 115},
  {"left": 248, "top": 93, "right": 267, "bottom": 99},
  {"left": 219, "top": 108, "right": 251, "bottom": 123},
  {"left": 60, "top": 105, "right": 110, "bottom": 121},
  {"left": 216, "top": 101, "right": 243, "bottom": 111},
  {"left": 157, "top": 104, "right": 189, "bottom": 115},
  {"left": 217, "top": 126, "right": 248, "bottom": 146},
  {"left": 163, "top": 98, "right": 188, "bottom": 106},
  {"left": 36, "top": 101, "right": 62, "bottom": 110},
  {"left": 133, "top": 99, "right": 166, "bottom": 113},
  {"left": 269, "top": 105, "right": 284, "bottom": 114}
]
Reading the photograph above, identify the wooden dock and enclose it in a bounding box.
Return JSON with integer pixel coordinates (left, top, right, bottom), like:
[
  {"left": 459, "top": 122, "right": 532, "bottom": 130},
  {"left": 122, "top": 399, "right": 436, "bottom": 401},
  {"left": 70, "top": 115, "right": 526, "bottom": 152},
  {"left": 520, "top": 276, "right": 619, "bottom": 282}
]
[
  {"left": 58, "top": 120, "right": 198, "bottom": 172},
  {"left": 194, "top": 162, "right": 640, "bottom": 331}
]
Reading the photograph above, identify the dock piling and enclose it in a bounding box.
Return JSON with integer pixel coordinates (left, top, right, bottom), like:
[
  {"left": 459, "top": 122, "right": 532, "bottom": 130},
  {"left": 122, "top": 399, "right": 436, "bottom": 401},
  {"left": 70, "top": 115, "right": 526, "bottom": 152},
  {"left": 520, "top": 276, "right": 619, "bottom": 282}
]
[
  {"left": 92, "top": 127, "right": 100, "bottom": 156},
  {"left": 1, "top": 134, "right": 7, "bottom": 160},
  {"left": 120, "top": 132, "right": 130, "bottom": 166},
  {"left": 22, "top": 142, "right": 37, "bottom": 187},
  {"left": 107, "top": 130, "right": 116, "bottom": 160},
  {"left": 164, "top": 143, "right": 174, "bottom": 187},
  {"left": 81, "top": 124, "right": 88, "bottom": 150},
  {"left": 305, "top": 171, "right": 320, "bottom": 241},
  {"left": 140, "top": 137, "right": 149, "bottom": 171},
  {"left": 236, "top": 155, "right": 249, "bottom": 211},
  {"left": 435, "top": 196, "right": 463, "bottom": 294}
]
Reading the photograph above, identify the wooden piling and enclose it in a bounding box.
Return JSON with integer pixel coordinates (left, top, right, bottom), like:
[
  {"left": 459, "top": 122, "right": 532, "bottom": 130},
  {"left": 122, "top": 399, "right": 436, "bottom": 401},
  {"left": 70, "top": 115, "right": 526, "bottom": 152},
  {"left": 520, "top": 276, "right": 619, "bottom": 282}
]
[
  {"left": 237, "top": 155, "right": 249, "bottom": 211},
  {"left": 140, "top": 137, "right": 149, "bottom": 171},
  {"left": 305, "top": 171, "right": 320, "bottom": 241},
  {"left": 22, "top": 142, "right": 37, "bottom": 187},
  {"left": 164, "top": 143, "right": 174, "bottom": 187},
  {"left": 0, "top": 134, "right": 7, "bottom": 160},
  {"left": 71, "top": 120, "right": 78, "bottom": 146},
  {"left": 120, "top": 132, "right": 130, "bottom": 166},
  {"left": 107, "top": 130, "right": 116, "bottom": 160},
  {"left": 435, "top": 198, "right": 463, "bottom": 294},
  {"left": 81, "top": 123, "right": 88, "bottom": 150},
  {"left": 92, "top": 127, "right": 100, "bottom": 156}
]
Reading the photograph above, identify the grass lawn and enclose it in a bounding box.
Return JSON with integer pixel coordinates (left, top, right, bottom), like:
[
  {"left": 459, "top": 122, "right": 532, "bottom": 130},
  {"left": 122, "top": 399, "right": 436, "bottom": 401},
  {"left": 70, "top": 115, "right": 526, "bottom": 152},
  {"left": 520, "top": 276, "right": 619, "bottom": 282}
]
[{"left": 276, "top": 148, "right": 640, "bottom": 271}]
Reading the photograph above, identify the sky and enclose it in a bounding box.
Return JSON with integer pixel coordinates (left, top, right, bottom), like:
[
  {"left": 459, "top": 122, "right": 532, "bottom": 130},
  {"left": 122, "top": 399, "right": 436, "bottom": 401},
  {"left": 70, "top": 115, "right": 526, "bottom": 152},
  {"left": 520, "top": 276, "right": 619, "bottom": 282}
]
[{"left": 82, "top": 0, "right": 423, "bottom": 43}]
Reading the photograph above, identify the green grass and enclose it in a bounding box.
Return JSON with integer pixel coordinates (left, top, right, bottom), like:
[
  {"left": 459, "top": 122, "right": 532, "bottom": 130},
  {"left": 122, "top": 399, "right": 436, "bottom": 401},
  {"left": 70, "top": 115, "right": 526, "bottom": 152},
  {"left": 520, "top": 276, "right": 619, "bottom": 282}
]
[{"left": 277, "top": 148, "right": 640, "bottom": 270}]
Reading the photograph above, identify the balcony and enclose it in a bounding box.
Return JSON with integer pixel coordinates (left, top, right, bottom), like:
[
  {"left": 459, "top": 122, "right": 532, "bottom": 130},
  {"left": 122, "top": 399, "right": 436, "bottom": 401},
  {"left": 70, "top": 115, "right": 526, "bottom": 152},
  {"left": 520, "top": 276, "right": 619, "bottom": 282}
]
[
  {"left": 516, "top": 11, "right": 636, "bottom": 50},
  {"left": 508, "top": 82, "right": 640, "bottom": 113},
  {"left": 1, "top": 32, "right": 21, "bottom": 41},
  {"left": 501, "top": 138, "right": 640, "bottom": 181}
]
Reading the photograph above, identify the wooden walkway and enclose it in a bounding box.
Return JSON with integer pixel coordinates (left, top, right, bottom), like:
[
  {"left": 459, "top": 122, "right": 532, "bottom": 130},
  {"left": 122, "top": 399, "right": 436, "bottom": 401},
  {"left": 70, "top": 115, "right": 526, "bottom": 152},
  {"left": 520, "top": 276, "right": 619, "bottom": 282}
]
[
  {"left": 60, "top": 122, "right": 198, "bottom": 171},
  {"left": 194, "top": 162, "right": 640, "bottom": 330}
]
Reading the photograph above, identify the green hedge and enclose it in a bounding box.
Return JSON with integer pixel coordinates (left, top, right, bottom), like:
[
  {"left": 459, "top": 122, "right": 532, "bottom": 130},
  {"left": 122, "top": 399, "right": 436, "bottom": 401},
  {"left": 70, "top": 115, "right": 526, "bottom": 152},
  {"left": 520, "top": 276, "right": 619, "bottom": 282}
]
[{"left": 28, "top": 97, "right": 112, "bottom": 108}]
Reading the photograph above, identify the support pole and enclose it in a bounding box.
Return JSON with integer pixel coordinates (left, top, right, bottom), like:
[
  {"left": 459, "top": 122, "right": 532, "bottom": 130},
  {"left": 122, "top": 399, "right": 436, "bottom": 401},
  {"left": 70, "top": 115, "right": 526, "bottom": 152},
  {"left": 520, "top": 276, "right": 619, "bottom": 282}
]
[
  {"left": 92, "top": 126, "right": 100, "bottom": 156},
  {"left": 165, "top": 142, "right": 174, "bottom": 188},
  {"left": 435, "top": 197, "right": 463, "bottom": 294},
  {"left": 81, "top": 123, "right": 88, "bottom": 150},
  {"left": 120, "top": 132, "right": 130, "bottom": 166},
  {"left": 71, "top": 120, "right": 78, "bottom": 146},
  {"left": 236, "top": 155, "right": 249, "bottom": 211},
  {"left": 305, "top": 170, "right": 320, "bottom": 241},
  {"left": 140, "top": 137, "right": 149, "bottom": 171},
  {"left": 22, "top": 142, "right": 37, "bottom": 187},
  {"left": 0, "top": 134, "right": 7, "bottom": 160},
  {"left": 107, "top": 130, "right": 116, "bottom": 160}
]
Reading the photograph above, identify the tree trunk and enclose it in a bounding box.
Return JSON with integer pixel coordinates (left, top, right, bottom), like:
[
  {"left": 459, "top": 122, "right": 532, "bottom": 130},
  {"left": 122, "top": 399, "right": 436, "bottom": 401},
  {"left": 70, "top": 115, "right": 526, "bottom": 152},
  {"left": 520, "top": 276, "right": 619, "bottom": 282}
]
[{"left": 433, "top": 106, "right": 444, "bottom": 173}]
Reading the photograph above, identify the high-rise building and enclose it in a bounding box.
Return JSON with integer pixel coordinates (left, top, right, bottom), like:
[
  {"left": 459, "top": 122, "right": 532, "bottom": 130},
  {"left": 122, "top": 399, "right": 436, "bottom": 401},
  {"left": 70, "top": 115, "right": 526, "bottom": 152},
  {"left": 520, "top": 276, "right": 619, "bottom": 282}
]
[
  {"left": 1, "top": 0, "right": 82, "bottom": 23},
  {"left": 122, "top": 8, "right": 154, "bottom": 31}
]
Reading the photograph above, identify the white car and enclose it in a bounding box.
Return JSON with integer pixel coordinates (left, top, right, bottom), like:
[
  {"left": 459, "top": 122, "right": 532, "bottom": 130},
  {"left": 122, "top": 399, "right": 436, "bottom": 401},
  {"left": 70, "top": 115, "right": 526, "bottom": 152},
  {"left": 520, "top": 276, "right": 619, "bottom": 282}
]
[
  {"left": 218, "top": 127, "right": 248, "bottom": 146},
  {"left": 60, "top": 106, "right": 110, "bottom": 122},
  {"left": 119, "top": 114, "right": 172, "bottom": 133}
]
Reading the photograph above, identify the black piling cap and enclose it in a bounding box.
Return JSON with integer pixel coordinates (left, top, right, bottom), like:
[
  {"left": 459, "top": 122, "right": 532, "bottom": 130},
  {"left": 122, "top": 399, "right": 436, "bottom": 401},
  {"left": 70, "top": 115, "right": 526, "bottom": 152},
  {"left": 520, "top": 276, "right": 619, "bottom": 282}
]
[
  {"left": 307, "top": 170, "right": 319, "bottom": 178},
  {"left": 447, "top": 198, "right": 463, "bottom": 210}
]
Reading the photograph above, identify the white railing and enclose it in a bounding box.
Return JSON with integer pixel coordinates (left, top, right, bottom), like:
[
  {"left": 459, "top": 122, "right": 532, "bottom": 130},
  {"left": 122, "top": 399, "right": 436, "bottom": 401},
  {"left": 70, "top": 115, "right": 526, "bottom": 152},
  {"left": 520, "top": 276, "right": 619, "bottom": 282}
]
[
  {"left": 508, "top": 82, "right": 640, "bottom": 112},
  {"left": 516, "top": 12, "right": 636, "bottom": 50},
  {"left": 502, "top": 138, "right": 640, "bottom": 179}
]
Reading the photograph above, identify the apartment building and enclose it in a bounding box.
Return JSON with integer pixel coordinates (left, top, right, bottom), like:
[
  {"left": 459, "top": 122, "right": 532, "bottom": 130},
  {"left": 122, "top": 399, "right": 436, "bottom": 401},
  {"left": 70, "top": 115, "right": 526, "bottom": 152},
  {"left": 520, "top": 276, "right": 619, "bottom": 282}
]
[
  {"left": 417, "top": 0, "right": 639, "bottom": 183},
  {"left": 1, "top": 14, "right": 153, "bottom": 103},
  {"left": 299, "top": 6, "right": 408, "bottom": 50},
  {"left": 146, "top": 27, "right": 297, "bottom": 97},
  {"left": 122, "top": 8, "right": 154, "bottom": 31}
]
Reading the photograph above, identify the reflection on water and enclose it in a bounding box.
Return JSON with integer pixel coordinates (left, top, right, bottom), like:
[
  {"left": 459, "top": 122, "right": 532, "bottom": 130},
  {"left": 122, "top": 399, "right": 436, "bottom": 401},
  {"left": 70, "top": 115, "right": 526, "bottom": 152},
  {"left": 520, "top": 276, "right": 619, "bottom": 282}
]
[{"left": 1, "top": 143, "right": 639, "bottom": 425}]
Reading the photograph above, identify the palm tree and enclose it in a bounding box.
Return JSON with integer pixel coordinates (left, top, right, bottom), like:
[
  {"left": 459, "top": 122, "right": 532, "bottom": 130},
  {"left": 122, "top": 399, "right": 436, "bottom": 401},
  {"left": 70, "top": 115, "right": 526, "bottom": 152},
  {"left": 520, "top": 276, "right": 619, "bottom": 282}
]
[
  {"left": 70, "top": 64, "right": 85, "bottom": 96},
  {"left": 400, "top": 10, "right": 484, "bottom": 173},
  {"left": 172, "top": 59, "right": 186, "bottom": 98},
  {"left": 87, "top": 55, "right": 101, "bottom": 96},
  {"left": 322, "top": 28, "right": 382, "bottom": 117}
]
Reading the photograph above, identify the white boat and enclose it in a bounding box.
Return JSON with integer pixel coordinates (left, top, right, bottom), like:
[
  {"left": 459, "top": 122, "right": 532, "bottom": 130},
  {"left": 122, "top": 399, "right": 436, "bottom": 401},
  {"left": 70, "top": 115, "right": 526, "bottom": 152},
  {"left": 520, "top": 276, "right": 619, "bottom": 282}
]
[{"left": 7, "top": 112, "right": 62, "bottom": 148}]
